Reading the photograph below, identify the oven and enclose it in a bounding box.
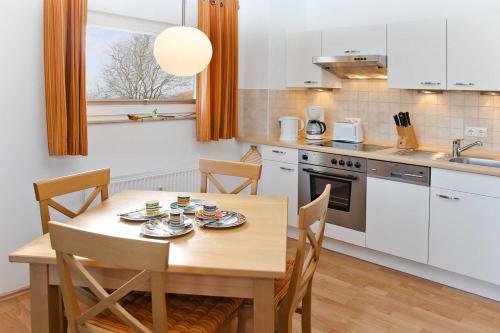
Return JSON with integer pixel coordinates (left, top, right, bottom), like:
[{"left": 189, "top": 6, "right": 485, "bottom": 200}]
[{"left": 298, "top": 150, "right": 367, "bottom": 232}]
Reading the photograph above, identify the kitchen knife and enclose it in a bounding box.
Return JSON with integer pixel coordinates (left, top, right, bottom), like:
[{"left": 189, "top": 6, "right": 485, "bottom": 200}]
[
  {"left": 393, "top": 115, "right": 400, "bottom": 127},
  {"left": 405, "top": 112, "right": 412, "bottom": 126},
  {"left": 398, "top": 112, "right": 408, "bottom": 127}
]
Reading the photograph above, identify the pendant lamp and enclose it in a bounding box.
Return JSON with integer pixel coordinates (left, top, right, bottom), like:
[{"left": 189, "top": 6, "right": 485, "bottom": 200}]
[{"left": 154, "top": 0, "right": 213, "bottom": 77}]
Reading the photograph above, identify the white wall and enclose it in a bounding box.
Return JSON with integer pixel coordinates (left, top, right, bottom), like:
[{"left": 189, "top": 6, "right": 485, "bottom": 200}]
[
  {"left": 0, "top": 0, "right": 240, "bottom": 294},
  {"left": 238, "top": 0, "right": 270, "bottom": 89},
  {"left": 304, "top": 0, "right": 500, "bottom": 29}
]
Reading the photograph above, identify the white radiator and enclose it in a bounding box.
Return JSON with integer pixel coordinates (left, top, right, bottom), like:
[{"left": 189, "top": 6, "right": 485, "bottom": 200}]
[{"left": 108, "top": 168, "right": 200, "bottom": 195}]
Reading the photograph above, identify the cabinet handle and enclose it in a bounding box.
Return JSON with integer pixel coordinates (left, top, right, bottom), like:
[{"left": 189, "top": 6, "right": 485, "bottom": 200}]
[
  {"left": 454, "top": 82, "right": 475, "bottom": 87},
  {"left": 272, "top": 150, "right": 285, "bottom": 154},
  {"left": 280, "top": 167, "right": 295, "bottom": 172},
  {"left": 403, "top": 173, "right": 424, "bottom": 179},
  {"left": 344, "top": 50, "right": 360, "bottom": 54},
  {"left": 304, "top": 80, "right": 318, "bottom": 84},
  {"left": 420, "top": 82, "right": 441, "bottom": 86},
  {"left": 436, "top": 194, "right": 460, "bottom": 201}
]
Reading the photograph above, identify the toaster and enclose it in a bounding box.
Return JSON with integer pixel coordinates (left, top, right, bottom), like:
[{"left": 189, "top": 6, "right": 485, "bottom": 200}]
[{"left": 333, "top": 119, "right": 364, "bottom": 143}]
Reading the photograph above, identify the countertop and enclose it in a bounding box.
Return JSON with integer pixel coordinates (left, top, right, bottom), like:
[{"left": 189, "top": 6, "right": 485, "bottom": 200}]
[{"left": 238, "top": 135, "right": 500, "bottom": 178}]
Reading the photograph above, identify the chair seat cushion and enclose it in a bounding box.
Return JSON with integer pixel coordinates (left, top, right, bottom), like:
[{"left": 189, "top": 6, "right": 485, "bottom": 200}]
[
  {"left": 88, "top": 292, "right": 243, "bottom": 333},
  {"left": 274, "top": 260, "right": 295, "bottom": 308}
]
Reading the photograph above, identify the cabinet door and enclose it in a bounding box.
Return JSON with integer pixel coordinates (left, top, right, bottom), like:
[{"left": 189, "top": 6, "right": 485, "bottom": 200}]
[
  {"left": 448, "top": 17, "right": 500, "bottom": 91},
  {"left": 260, "top": 160, "right": 298, "bottom": 227},
  {"left": 429, "top": 188, "right": 500, "bottom": 285},
  {"left": 322, "top": 24, "right": 387, "bottom": 56},
  {"left": 286, "top": 30, "right": 321, "bottom": 88},
  {"left": 388, "top": 19, "right": 446, "bottom": 89},
  {"left": 366, "top": 177, "right": 430, "bottom": 263}
]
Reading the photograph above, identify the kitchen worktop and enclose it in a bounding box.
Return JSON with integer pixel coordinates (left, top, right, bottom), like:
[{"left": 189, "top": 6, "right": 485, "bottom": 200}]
[{"left": 238, "top": 135, "right": 500, "bottom": 178}]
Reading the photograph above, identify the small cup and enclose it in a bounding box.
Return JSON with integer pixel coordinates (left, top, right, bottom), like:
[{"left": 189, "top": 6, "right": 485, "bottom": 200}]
[
  {"left": 177, "top": 194, "right": 191, "bottom": 208},
  {"left": 169, "top": 208, "right": 184, "bottom": 226},
  {"left": 202, "top": 201, "right": 218, "bottom": 217},
  {"left": 146, "top": 200, "right": 159, "bottom": 209},
  {"left": 145, "top": 200, "right": 160, "bottom": 216}
]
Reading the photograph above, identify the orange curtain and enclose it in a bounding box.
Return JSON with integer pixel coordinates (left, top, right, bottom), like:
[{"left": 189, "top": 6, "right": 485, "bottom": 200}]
[
  {"left": 196, "top": 0, "right": 239, "bottom": 142},
  {"left": 44, "top": 0, "right": 88, "bottom": 156}
]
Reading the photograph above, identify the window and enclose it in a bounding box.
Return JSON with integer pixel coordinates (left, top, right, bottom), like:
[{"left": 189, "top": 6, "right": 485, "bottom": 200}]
[{"left": 86, "top": 26, "right": 195, "bottom": 103}]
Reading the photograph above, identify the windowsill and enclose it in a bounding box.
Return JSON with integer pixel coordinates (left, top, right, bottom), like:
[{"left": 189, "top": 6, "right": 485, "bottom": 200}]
[
  {"left": 87, "top": 100, "right": 197, "bottom": 124},
  {"left": 88, "top": 113, "right": 196, "bottom": 125}
]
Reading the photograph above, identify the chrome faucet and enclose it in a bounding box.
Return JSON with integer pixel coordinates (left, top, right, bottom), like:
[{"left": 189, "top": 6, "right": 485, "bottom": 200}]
[{"left": 452, "top": 139, "right": 483, "bottom": 158}]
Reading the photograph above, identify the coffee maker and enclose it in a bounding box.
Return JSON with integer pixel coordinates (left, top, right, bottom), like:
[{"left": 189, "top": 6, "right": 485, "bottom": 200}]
[{"left": 306, "top": 106, "right": 326, "bottom": 140}]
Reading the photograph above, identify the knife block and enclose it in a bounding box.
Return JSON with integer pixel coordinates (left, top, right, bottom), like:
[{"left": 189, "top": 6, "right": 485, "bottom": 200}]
[{"left": 396, "top": 125, "right": 419, "bottom": 149}]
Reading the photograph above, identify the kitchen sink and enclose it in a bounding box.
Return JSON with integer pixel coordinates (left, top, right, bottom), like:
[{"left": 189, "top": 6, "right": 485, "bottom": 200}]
[{"left": 449, "top": 157, "right": 500, "bottom": 168}]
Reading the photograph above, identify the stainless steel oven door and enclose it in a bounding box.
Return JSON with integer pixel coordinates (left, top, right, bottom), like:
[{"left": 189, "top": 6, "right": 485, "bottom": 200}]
[{"left": 298, "top": 164, "right": 366, "bottom": 232}]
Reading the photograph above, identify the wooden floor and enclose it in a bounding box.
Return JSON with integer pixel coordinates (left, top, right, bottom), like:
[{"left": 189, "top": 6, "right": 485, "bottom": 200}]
[{"left": 2, "top": 243, "right": 500, "bottom": 333}]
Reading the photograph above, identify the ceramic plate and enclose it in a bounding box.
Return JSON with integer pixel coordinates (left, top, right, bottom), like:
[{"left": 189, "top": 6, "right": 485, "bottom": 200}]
[
  {"left": 140, "top": 218, "right": 194, "bottom": 238},
  {"left": 169, "top": 199, "right": 203, "bottom": 214},
  {"left": 195, "top": 211, "right": 246, "bottom": 229},
  {"left": 119, "top": 207, "right": 168, "bottom": 222}
]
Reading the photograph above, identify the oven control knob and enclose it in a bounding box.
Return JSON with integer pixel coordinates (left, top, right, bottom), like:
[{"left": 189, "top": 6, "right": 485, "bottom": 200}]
[
  {"left": 346, "top": 161, "right": 353, "bottom": 167},
  {"left": 354, "top": 162, "right": 361, "bottom": 168},
  {"left": 331, "top": 159, "right": 338, "bottom": 165},
  {"left": 339, "top": 160, "right": 345, "bottom": 166},
  {"left": 302, "top": 154, "right": 308, "bottom": 161}
]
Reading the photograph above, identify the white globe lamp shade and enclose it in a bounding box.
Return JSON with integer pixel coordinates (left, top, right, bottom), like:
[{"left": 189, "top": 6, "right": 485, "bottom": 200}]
[{"left": 154, "top": 26, "right": 213, "bottom": 77}]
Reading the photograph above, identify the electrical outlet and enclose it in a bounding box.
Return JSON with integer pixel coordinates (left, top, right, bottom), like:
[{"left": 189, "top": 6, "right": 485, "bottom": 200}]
[{"left": 465, "top": 127, "right": 488, "bottom": 138}]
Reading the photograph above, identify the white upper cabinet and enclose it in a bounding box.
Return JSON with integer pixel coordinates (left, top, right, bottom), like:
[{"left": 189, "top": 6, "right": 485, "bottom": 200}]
[
  {"left": 322, "top": 24, "right": 387, "bottom": 56},
  {"left": 286, "top": 31, "right": 340, "bottom": 89},
  {"left": 387, "top": 19, "right": 447, "bottom": 90},
  {"left": 448, "top": 16, "right": 500, "bottom": 91}
]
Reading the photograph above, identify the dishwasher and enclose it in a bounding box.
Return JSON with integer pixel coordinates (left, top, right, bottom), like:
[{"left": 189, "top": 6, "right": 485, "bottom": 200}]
[{"left": 365, "top": 160, "right": 430, "bottom": 264}]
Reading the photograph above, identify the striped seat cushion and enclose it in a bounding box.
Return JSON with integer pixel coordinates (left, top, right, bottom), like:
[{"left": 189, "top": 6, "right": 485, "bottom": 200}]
[
  {"left": 88, "top": 292, "right": 243, "bottom": 333},
  {"left": 274, "top": 260, "right": 295, "bottom": 308}
]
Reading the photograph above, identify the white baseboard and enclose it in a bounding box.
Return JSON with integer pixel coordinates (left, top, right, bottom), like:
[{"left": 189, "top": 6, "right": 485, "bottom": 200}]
[{"left": 288, "top": 226, "right": 500, "bottom": 302}]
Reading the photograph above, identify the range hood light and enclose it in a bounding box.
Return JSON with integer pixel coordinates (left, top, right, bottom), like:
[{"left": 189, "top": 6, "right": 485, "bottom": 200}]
[
  {"left": 480, "top": 91, "right": 500, "bottom": 96},
  {"left": 418, "top": 90, "right": 443, "bottom": 95}
]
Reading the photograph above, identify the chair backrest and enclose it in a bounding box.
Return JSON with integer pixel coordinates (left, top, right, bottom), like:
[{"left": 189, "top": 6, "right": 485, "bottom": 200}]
[
  {"left": 34, "top": 168, "right": 110, "bottom": 234},
  {"left": 279, "top": 184, "right": 331, "bottom": 321},
  {"left": 48, "top": 221, "right": 170, "bottom": 333},
  {"left": 199, "top": 159, "right": 262, "bottom": 195}
]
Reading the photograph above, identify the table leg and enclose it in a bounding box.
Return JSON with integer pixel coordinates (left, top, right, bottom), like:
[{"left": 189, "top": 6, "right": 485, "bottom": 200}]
[
  {"left": 253, "top": 279, "right": 274, "bottom": 333},
  {"left": 30, "top": 264, "right": 64, "bottom": 333}
]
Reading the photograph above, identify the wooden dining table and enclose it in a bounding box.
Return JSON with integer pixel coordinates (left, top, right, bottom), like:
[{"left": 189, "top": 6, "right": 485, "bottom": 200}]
[{"left": 9, "top": 190, "right": 288, "bottom": 333}]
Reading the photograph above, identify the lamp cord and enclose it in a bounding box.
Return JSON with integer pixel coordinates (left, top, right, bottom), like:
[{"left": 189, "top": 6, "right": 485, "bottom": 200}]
[{"left": 181, "top": 0, "right": 186, "bottom": 26}]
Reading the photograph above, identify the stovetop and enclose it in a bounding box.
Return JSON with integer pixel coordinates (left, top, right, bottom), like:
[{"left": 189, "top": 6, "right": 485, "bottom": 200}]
[{"left": 307, "top": 141, "right": 389, "bottom": 152}]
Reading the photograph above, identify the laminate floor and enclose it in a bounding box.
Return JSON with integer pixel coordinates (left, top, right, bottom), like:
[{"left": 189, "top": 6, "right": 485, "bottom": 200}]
[{"left": 2, "top": 243, "right": 500, "bottom": 333}]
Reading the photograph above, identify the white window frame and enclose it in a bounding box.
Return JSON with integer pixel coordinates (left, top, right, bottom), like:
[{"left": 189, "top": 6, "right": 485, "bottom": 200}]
[{"left": 86, "top": 10, "right": 197, "bottom": 122}]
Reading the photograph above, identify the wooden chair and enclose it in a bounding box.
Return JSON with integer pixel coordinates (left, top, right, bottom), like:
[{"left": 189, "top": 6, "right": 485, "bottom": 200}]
[
  {"left": 277, "top": 184, "right": 330, "bottom": 333},
  {"left": 199, "top": 159, "right": 262, "bottom": 195},
  {"left": 48, "top": 221, "right": 242, "bottom": 333},
  {"left": 34, "top": 168, "right": 110, "bottom": 234},
  {"left": 237, "top": 185, "right": 331, "bottom": 333}
]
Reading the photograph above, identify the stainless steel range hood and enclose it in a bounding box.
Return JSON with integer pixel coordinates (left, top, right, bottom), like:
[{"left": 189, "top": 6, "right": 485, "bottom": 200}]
[{"left": 313, "top": 55, "right": 387, "bottom": 79}]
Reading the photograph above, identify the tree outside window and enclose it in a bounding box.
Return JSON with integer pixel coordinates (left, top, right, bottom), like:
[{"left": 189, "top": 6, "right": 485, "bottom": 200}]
[{"left": 86, "top": 26, "right": 195, "bottom": 102}]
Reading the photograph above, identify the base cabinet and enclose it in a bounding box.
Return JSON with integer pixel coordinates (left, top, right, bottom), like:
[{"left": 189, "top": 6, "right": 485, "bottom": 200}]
[
  {"left": 429, "top": 188, "right": 500, "bottom": 285},
  {"left": 260, "top": 158, "right": 298, "bottom": 227}
]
